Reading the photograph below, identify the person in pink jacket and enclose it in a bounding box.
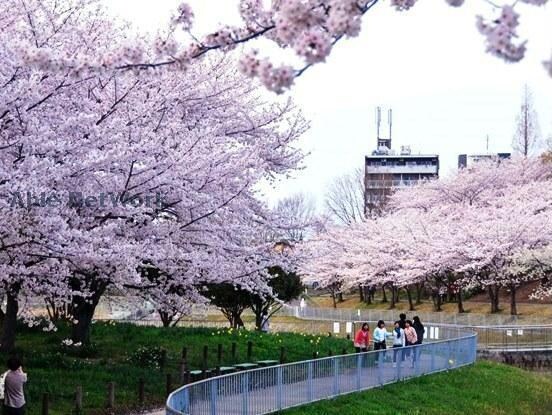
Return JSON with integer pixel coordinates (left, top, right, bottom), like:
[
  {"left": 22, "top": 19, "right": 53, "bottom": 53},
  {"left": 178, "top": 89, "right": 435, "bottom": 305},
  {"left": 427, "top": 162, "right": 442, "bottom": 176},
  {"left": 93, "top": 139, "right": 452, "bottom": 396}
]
[
  {"left": 354, "top": 323, "right": 371, "bottom": 353},
  {"left": 404, "top": 320, "right": 418, "bottom": 367}
]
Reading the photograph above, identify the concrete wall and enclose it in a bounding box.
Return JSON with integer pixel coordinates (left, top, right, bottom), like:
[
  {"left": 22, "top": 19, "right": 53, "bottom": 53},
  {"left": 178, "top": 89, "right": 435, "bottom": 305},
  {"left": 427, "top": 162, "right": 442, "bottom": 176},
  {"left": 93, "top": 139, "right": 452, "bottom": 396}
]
[{"left": 478, "top": 349, "right": 552, "bottom": 372}]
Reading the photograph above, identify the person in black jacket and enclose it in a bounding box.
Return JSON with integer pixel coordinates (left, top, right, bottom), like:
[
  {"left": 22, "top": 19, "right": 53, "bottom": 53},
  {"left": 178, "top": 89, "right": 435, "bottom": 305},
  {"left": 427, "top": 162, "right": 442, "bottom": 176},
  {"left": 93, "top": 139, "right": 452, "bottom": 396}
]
[
  {"left": 399, "top": 313, "right": 407, "bottom": 330},
  {"left": 412, "top": 316, "right": 425, "bottom": 368},
  {"left": 412, "top": 316, "right": 425, "bottom": 344}
]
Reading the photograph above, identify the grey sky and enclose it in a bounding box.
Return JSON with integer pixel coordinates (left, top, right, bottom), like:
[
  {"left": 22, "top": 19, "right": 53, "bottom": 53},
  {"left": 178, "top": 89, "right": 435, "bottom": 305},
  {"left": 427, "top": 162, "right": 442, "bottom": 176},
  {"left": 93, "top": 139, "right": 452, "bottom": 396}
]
[{"left": 105, "top": 0, "right": 552, "bottom": 209}]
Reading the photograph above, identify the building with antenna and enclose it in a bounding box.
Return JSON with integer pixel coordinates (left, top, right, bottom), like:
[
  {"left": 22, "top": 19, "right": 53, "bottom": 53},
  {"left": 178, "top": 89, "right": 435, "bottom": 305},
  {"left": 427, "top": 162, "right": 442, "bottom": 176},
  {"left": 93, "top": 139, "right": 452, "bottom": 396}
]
[
  {"left": 364, "top": 107, "right": 439, "bottom": 215},
  {"left": 458, "top": 135, "right": 511, "bottom": 169},
  {"left": 457, "top": 152, "right": 511, "bottom": 169}
]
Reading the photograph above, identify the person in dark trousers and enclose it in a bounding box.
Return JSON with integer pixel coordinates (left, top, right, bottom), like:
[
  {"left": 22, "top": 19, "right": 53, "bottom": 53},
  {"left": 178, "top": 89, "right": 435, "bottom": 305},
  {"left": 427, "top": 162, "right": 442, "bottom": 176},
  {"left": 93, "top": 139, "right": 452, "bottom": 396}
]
[
  {"left": 392, "top": 321, "right": 405, "bottom": 367},
  {"left": 3, "top": 357, "right": 27, "bottom": 415},
  {"left": 412, "top": 316, "right": 425, "bottom": 345},
  {"left": 373, "top": 320, "right": 388, "bottom": 351},
  {"left": 404, "top": 320, "right": 418, "bottom": 367},
  {"left": 412, "top": 316, "right": 425, "bottom": 366},
  {"left": 399, "top": 313, "right": 407, "bottom": 330}
]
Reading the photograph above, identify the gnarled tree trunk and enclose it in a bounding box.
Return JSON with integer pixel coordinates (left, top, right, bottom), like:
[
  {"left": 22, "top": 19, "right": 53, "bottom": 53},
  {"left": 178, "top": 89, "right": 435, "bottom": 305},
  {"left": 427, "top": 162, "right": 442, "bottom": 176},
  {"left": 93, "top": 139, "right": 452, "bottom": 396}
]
[
  {"left": 509, "top": 285, "right": 518, "bottom": 316},
  {"left": 487, "top": 285, "right": 500, "bottom": 314},
  {"left": 0, "top": 285, "right": 20, "bottom": 353},
  {"left": 457, "top": 287, "right": 465, "bottom": 313},
  {"left": 406, "top": 286, "right": 415, "bottom": 311}
]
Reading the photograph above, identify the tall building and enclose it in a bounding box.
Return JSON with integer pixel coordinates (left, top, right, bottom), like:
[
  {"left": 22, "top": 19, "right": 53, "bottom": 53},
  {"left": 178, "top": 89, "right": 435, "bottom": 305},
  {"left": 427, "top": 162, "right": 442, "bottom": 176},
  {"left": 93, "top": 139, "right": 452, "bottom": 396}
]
[
  {"left": 364, "top": 108, "right": 439, "bottom": 215},
  {"left": 458, "top": 152, "right": 511, "bottom": 169}
]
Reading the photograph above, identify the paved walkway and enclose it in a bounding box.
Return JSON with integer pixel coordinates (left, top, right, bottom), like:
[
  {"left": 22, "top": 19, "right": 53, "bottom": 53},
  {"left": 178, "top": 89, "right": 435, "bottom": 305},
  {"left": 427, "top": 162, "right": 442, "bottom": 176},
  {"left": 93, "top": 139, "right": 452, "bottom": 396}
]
[{"left": 168, "top": 350, "right": 448, "bottom": 415}]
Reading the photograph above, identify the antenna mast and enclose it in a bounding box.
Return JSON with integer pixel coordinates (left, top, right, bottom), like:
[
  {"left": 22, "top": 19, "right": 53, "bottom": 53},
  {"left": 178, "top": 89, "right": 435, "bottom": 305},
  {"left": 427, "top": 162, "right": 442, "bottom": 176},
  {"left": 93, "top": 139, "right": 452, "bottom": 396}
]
[{"left": 388, "top": 108, "right": 393, "bottom": 144}]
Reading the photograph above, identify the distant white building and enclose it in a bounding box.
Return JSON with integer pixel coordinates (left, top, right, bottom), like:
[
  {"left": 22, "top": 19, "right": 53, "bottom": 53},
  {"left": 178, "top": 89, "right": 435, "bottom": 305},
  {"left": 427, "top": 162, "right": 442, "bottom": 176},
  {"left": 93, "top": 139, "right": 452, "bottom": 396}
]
[{"left": 458, "top": 153, "right": 511, "bottom": 169}]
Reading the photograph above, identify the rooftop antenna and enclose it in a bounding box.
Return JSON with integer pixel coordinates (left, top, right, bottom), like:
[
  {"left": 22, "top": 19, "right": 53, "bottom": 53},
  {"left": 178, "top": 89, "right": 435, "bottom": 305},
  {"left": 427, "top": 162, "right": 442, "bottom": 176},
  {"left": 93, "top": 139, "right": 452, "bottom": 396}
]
[
  {"left": 376, "top": 106, "right": 382, "bottom": 143},
  {"left": 388, "top": 108, "right": 393, "bottom": 143}
]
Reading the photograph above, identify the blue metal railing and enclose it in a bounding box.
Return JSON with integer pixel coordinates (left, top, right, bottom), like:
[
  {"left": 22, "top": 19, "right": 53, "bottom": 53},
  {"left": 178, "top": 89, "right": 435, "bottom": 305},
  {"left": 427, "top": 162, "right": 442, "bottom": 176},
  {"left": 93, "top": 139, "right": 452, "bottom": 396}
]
[{"left": 166, "top": 328, "right": 477, "bottom": 415}]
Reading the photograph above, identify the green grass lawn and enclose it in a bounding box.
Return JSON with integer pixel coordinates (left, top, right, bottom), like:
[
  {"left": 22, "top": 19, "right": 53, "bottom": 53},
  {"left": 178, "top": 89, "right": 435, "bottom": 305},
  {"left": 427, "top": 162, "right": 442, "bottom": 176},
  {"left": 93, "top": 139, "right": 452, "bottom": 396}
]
[
  {"left": 5, "top": 321, "right": 353, "bottom": 415},
  {"left": 280, "top": 361, "right": 552, "bottom": 415}
]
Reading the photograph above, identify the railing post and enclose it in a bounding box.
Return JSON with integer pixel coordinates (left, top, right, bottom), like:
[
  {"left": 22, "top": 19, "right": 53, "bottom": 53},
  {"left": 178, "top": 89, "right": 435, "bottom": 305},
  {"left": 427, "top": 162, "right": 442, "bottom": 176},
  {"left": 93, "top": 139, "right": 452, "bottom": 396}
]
[
  {"left": 377, "top": 350, "right": 384, "bottom": 385},
  {"left": 241, "top": 373, "right": 249, "bottom": 415},
  {"left": 210, "top": 378, "right": 218, "bottom": 415},
  {"left": 183, "top": 388, "right": 190, "bottom": 414},
  {"left": 307, "top": 361, "right": 314, "bottom": 402},
  {"left": 332, "top": 357, "right": 339, "bottom": 396},
  {"left": 396, "top": 349, "right": 402, "bottom": 380},
  {"left": 356, "top": 353, "right": 362, "bottom": 391},
  {"left": 430, "top": 344, "right": 436, "bottom": 372},
  {"left": 276, "top": 365, "right": 283, "bottom": 410}
]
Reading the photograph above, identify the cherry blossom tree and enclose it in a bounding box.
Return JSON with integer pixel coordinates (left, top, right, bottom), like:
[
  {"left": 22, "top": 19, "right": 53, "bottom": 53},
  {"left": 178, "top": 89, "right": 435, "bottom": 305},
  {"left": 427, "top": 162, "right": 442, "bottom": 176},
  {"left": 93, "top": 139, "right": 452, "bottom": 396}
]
[
  {"left": 19, "top": 0, "right": 552, "bottom": 93},
  {"left": 0, "top": 0, "right": 308, "bottom": 348},
  {"left": 301, "top": 157, "right": 552, "bottom": 316}
]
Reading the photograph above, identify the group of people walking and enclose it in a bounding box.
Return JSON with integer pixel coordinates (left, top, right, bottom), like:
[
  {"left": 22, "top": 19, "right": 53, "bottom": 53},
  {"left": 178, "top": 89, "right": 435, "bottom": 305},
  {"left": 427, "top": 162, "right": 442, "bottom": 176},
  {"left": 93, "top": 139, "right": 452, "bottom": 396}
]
[{"left": 354, "top": 313, "right": 425, "bottom": 367}]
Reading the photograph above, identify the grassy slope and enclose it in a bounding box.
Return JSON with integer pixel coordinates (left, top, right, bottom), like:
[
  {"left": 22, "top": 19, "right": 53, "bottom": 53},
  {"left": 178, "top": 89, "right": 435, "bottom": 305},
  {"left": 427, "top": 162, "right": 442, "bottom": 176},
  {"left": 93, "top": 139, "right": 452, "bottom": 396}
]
[
  {"left": 8, "top": 322, "right": 353, "bottom": 415},
  {"left": 280, "top": 361, "right": 552, "bottom": 415}
]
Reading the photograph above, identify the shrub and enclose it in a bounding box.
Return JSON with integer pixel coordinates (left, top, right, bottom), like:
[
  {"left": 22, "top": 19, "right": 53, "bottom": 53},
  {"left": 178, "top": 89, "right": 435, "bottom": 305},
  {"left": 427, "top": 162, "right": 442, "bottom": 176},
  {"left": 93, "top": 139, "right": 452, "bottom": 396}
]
[{"left": 128, "top": 346, "right": 166, "bottom": 369}]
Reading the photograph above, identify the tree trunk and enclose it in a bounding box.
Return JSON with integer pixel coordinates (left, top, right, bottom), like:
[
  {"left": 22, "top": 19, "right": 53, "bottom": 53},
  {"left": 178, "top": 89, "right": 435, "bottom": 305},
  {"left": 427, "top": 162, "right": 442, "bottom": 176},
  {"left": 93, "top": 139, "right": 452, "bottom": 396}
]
[
  {"left": 510, "top": 285, "right": 518, "bottom": 316},
  {"left": 487, "top": 285, "right": 500, "bottom": 314},
  {"left": 71, "top": 300, "right": 97, "bottom": 345},
  {"left": 389, "top": 285, "right": 396, "bottom": 309},
  {"left": 447, "top": 285, "right": 454, "bottom": 303},
  {"left": 358, "top": 285, "right": 364, "bottom": 302},
  {"left": 364, "top": 286, "right": 372, "bottom": 305},
  {"left": 0, "top": 288, "right": 19, "bottom": 353},
  {"left": 457, "top": 287, "right": 465, "bottom": 314},
  {"left": 395, "top": 287, "right": 400, "bottom": 303},
  {"left": 330, "top": 289, "right": 337, "bottom": 309},
  {"left": 415, "top": 283, "right": 423, "bottom": 305},
  {"left": 381, "top": 285, "right": 388, "bottom": 303},
  {"left": 431, "top": 289, "right": 442, "bottom": 312},
  {"left": 406, "top": 287, "right": 415, "bottom": 311},
  {"left": 158, "top": 310, "right": 173, "bottom": 328},
  {"left": 337, "top": 292, "right": 344, "bottom": 303}
]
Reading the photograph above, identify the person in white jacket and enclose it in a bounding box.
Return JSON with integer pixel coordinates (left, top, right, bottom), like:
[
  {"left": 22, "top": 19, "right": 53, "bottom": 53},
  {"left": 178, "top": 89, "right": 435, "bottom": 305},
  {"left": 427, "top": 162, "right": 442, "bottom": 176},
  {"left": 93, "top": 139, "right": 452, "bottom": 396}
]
[{"left": 391, "top": 320, "right": 405, "bottom": 367}]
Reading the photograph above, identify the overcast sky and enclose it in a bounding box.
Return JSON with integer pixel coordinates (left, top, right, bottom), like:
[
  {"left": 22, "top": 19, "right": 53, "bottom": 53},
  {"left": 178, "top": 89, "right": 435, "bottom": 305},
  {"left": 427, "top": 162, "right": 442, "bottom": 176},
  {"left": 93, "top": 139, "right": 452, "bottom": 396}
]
[{"left": 105, "top": 0, "right": 552, "bottom": 210}]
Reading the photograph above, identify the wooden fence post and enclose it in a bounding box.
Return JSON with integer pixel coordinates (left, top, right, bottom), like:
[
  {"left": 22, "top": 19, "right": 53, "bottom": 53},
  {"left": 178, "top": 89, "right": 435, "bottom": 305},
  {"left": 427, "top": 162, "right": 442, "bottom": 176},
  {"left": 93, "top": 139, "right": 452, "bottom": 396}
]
[
  {"left": 202, "top": 345, "right": 209, "bottom": 377},
  {"left": 179, "top": 360, "right": 188, "bottom": 384},
  {"left": 231, "top": 342, "right": 237, "bottom": 360},
  {"left": 138, "top": 378, "right": 145, "bottom": 405},
  {"left": 42, "top": 393, "right": 49, "bottom": 415},
  {"left": 280, "top": 347, "right": 285, "bottom": 364},
  {"left": 160, "top": 349, "right": 167, "bottom": 370},
  {"left": 328, "top": 349, "right": 333, "bottom": 357},
  {"left": 247, "top": 341, "right": 253, "bottom": 360},
  {"left": 217, "top": 344, "right": 223, "bottom": 367},
  {"left": 107, "top": 382, "right": 115, "bottom": 409},
  {"left": 166, "top": 373, "right": 172, "bottom": 397},
  {"left": 75, "top": 386, "right": 83, "bottom": 414}
]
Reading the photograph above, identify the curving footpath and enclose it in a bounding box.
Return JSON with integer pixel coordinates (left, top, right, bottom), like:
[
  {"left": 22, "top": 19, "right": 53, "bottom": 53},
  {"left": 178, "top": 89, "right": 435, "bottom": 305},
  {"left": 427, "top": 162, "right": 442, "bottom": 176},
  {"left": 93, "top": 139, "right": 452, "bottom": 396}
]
[{"left": 166, "top": 327, "right": 477, "bottom": 415}]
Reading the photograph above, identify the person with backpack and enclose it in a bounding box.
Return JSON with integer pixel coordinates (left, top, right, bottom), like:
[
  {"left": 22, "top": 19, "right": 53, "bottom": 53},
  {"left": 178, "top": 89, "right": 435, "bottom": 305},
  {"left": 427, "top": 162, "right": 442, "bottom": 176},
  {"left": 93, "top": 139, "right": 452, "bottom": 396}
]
[{"left": 392, "top": 320, "right": 405, "bottom": 367}]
